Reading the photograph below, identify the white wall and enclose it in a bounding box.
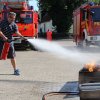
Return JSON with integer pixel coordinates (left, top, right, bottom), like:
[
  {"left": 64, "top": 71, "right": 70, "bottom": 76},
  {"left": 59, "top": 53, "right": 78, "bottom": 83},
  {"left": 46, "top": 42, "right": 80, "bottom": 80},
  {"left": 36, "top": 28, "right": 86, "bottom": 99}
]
[{"left": 39, "top": 20, "right": 52, "bottom": 33}]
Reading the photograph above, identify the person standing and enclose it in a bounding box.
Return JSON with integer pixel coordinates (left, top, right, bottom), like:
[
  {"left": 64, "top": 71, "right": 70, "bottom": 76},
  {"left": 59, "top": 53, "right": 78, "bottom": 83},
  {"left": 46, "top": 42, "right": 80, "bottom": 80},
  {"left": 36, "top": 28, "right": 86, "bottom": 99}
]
[{"left": 0, "top": 12, "right": 24, "bottom": 75}]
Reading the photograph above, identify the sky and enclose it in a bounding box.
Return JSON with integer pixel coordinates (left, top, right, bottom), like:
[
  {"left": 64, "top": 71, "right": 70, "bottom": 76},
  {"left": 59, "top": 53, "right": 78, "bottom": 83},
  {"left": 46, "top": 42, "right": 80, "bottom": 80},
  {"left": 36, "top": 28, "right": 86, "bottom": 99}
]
[{"left": 29, "top": 0, "right": 38, "bottom": 11}]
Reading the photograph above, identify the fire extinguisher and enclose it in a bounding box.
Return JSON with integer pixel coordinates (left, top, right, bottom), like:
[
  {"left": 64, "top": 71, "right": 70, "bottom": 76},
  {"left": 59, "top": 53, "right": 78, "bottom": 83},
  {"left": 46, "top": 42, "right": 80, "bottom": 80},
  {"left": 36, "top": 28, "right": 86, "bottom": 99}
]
[
  {"left": 0, "top": 38, "right": 27, "bottom": 60},
  {"left": 0, "top": 41, "right": 10, "bottom": 60}
]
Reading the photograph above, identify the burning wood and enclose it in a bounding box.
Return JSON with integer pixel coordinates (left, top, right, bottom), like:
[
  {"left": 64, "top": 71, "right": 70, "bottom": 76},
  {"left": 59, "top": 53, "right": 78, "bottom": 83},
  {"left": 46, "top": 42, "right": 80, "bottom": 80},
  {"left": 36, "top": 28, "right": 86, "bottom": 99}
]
[{"left": 84, "top": 62, "right": 97, "bottom": 72}]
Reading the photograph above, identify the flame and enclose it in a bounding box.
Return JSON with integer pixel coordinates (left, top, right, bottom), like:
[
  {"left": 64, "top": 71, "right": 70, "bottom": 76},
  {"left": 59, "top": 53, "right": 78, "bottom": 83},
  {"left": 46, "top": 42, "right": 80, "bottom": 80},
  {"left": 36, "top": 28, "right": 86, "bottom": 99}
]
[{"left": 85, "top": 62, "right": 96, "bottom": 72}]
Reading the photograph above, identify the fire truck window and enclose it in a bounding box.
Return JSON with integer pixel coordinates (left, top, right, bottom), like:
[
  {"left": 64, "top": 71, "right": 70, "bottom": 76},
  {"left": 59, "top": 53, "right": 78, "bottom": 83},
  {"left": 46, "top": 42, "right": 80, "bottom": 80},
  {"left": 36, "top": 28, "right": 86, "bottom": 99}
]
[
  {"left": 15, "top": 13, "right": 21, "bottom": 23},
  {"left": 15, "top": 12, "right": 33, "bottom": 24},
  {"left": 20, "top": 14, "right": 26, "bottom": 18},
  {"left": 91, "top": 8, "right": 100, "bottom": 21},
  {"left": 26, "top": 15, "right": 31, "bottom": 18},
  {"left": 87, "top": 11, "right": 89, "bottom": 19},
  {"left": 82, "top": 10, "right": 87, "bottom": 21}
]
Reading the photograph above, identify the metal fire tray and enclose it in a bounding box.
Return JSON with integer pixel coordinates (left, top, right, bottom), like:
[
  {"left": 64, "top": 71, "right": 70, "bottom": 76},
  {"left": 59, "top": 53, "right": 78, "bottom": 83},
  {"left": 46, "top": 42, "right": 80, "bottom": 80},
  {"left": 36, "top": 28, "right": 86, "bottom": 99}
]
[
  {"left": 79, "top": 68, "right": 100, "bottom": 100},
  {"left": 79, "top": 68, "right": 100, "bottom": 84},
  {"left": 79, "top": 83, "right": 100, "bottom": 100}
]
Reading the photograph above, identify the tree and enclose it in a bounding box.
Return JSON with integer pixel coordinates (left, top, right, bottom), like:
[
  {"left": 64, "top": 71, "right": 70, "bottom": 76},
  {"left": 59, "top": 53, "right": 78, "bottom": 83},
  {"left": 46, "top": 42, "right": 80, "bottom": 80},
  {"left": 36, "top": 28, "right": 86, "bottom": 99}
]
[
  {"left": 38, "top": 0, "right": 87, "bottom": 34},
  {"left": 90, "top": 0, "right": 100, "bottom": 3}
]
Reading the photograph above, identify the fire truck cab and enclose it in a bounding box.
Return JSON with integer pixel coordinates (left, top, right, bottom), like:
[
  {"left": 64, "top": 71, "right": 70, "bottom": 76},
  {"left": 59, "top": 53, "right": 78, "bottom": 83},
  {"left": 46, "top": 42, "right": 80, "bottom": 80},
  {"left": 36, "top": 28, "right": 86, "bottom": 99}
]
[
  {"left": 0, "top": 0, "right": 38, "bottom": 49},
  {"left": 73, "top": 2, "right": 100, "bottom": 47}
]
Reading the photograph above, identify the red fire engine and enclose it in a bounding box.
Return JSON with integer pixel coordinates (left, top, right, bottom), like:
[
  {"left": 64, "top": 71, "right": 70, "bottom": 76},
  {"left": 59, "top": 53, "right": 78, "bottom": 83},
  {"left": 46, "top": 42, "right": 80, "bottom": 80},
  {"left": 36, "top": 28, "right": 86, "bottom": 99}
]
[
  {"left": 0, "top": 0, "right": 38, "bottom": 49},
  {"left": 73, "top": 2, "right": 100, "bottom": 47}
]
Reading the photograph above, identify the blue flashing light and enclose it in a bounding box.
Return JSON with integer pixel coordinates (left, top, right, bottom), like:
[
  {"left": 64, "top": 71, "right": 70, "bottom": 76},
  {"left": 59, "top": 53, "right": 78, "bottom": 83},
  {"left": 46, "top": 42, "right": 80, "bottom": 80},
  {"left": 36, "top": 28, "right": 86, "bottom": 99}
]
[
  {"left": 30, "top": 6, "right": 33, "bottom": 10},
  {"left": 89, "top": 2, "right": 95, "bottom": 6}
]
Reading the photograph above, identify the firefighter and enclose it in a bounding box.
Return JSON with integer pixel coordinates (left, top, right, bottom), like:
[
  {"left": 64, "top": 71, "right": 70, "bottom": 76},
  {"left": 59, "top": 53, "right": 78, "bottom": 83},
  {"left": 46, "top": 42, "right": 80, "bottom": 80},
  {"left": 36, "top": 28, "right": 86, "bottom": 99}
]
[{"left": 0, "top": 12, "right": 25, "bottom": 75}]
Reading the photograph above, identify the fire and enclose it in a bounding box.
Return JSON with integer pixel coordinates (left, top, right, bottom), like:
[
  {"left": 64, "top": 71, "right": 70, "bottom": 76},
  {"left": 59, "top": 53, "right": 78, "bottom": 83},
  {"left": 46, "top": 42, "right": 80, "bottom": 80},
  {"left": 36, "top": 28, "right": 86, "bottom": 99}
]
[{"left": 85, "top": 62, "right": 96, "bottom": 72}]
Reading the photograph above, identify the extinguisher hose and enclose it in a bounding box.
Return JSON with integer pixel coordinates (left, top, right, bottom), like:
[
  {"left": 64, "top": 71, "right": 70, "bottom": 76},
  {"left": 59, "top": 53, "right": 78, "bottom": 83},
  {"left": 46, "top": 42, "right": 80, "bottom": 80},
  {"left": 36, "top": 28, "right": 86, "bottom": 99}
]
[
  {"left": 42, "top": 91, "right": 79, "bottom": 100},
  {"left": 4, "top": 37, "right": 27, "bottom": 43}
]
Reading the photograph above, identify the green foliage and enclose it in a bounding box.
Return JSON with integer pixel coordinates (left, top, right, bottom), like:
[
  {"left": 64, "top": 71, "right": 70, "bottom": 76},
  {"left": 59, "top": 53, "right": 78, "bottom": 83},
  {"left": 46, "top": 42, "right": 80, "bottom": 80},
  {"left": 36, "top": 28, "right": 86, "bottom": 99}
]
[
  {"left": 38, "top": 0, "right": 87, "bottom": 34},
  {"left": 90, "top": 0, "right": 100, "bottom": 3}
]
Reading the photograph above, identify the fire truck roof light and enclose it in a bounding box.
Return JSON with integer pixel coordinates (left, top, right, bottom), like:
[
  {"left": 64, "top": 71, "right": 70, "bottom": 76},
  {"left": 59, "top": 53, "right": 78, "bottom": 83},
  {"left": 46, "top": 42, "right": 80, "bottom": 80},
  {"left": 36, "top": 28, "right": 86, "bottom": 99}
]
[
  {"left": 29, "top": 6, "right": 33, "bottom": 10},
  {"left": 89, "top": 2, "right": 95, "bottom": 6}
]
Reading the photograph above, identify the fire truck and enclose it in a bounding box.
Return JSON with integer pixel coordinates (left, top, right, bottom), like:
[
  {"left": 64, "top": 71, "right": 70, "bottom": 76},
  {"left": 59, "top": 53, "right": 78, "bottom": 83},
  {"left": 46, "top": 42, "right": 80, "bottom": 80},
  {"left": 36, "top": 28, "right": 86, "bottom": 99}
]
[
  {"left": 0, "top": 0, "right": 38, "bottom": 49},
  {"left": 73, "top": 2, "right": 100, "bottom": 47}
]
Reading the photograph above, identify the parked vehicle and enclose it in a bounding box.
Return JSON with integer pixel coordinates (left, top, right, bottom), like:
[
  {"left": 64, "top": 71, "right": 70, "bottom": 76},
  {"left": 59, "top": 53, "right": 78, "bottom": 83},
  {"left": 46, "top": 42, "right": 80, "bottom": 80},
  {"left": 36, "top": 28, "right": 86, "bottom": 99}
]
[
  {"left": 0, "top": 0, "right": 38, "bottom": 49},
  {"left": 73, "top": 2, "right": 100, "bottom": 47}
]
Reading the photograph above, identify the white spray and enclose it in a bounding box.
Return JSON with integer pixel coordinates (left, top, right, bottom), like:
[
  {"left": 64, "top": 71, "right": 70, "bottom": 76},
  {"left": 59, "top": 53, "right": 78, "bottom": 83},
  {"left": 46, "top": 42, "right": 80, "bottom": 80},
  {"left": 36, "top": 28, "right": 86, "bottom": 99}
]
[{"left": 28, "top": 39, "right": 100, "bottom": 65}]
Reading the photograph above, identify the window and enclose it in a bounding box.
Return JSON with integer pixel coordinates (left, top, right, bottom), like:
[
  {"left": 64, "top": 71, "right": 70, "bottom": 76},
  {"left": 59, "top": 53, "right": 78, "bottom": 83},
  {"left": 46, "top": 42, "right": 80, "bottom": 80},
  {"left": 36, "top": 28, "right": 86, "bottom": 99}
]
[
  {"left": 91, "top": 8, "right": 100, "bottom": 21},
  {"left": 15, "top": 11, "right": 33, "bottom": 24},
  {"left": 82, "top": 9, "right": 87, "bottom": 21}
]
